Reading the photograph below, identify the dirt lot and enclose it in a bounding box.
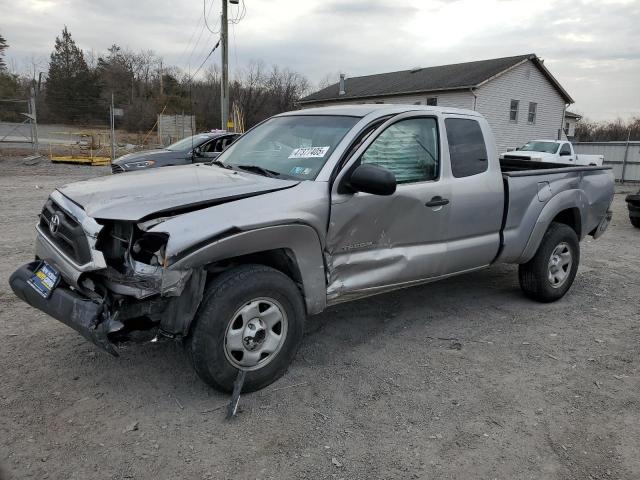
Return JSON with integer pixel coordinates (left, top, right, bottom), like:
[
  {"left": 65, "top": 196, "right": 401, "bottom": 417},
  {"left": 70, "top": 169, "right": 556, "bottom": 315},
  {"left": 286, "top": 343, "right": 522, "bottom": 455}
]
[{"left": 0, "top": 156, "right": 638, "bottom": 480}]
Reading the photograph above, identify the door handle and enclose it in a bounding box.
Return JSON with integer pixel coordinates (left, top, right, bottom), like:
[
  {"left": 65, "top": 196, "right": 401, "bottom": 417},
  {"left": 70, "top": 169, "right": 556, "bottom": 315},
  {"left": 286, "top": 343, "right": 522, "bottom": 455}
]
[{"left": 425, "top": 196, "right": 449, "bottom": 207}]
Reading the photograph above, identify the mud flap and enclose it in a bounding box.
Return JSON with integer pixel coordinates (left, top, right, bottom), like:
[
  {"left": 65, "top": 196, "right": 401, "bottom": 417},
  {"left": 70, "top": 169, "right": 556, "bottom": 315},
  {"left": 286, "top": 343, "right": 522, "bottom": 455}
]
[
  {"left": 592, "top": 210, "right": 613, "bottom": 239},
  {"left": 9, "top": 262, "right": 120, "bottom": 356}
]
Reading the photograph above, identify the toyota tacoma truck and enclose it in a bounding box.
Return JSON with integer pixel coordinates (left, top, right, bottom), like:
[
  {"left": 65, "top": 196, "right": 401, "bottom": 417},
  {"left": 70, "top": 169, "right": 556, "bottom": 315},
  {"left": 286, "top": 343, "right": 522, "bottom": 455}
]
[
  {"left": 10, "top": 105, "right": 614, "bottom": 392},
  {"left": 501, "top": 140, "right": 604, "bottom": 166}
]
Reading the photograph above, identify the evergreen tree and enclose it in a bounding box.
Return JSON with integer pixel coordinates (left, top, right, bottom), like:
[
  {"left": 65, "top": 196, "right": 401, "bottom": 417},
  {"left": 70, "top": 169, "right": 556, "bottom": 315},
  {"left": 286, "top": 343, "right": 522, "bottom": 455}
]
[
  {"left": 0, "top": 33, "right": 8, "bottom": 71},
  {"left": 45, "top": 27, "right": 100, "bottom": 123},
  {"left": 0, "top": 33, "right": 21, "bottom": 105}
]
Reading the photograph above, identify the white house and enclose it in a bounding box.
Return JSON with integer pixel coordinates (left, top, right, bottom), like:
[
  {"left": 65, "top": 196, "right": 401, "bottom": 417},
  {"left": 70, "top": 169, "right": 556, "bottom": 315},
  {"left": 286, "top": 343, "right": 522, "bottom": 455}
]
[
  {"left": 299, "top": 54, "right": 574, "bottom": 153},
  {"left": 564, "top": 111, "right": 581, "bottom": 139}
]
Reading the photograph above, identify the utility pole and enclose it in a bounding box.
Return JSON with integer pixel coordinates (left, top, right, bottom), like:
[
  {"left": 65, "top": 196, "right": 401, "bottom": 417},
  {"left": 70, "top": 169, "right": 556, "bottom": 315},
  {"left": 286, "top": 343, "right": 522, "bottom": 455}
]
[
  {"left": 110, "top": 92, "right": 116, "bottom": 161},
  {"left": 220, "top": 0, "right": 230, "bottom": 131},
  {"left": 621, "top": 128, "right": 631, "bottom": 184},
  {"left": 29, "top": 86, "right": 39, "bottom": 153}
]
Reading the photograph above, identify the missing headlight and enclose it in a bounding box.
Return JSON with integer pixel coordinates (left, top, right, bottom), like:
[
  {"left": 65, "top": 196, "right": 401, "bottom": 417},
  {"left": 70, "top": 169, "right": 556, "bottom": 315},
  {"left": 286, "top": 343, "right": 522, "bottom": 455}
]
[{"left": 131, "top": 232, "right": 169, "bottom": 265}]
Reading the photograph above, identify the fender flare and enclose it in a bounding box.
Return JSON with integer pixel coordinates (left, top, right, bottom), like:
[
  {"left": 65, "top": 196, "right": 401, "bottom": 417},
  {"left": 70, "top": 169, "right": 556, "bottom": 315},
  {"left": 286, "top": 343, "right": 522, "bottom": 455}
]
[
  {"left": 518, "top": 189, "right": 586, "bottom": 264},
  {"left": 168, "top": 224, "right": 327, "bottom": 314}
]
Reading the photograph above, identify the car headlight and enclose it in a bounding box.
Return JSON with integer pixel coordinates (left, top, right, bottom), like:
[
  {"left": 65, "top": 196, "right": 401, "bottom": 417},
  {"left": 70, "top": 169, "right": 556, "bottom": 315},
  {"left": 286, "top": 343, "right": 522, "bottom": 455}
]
[{"left": 124, "top": 160, "right": 155, "bottom": 169}]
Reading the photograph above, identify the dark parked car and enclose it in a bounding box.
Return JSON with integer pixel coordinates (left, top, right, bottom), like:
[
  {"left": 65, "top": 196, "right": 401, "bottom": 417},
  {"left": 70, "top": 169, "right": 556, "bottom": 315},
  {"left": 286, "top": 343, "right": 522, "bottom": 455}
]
[
  {"left": 626, "top": 191, "right": 640, "bottom": 228},
  {"left": 111, "top": 131, "right": 240, "bottom": 173}
]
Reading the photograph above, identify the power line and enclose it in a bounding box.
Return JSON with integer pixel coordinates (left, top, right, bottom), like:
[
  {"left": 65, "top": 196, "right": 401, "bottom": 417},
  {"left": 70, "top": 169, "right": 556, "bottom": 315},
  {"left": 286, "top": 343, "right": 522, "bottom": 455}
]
[
  {"left": 204, "top": 0, "right": 221, "bottom": 34},
  {"left": 183, "top": 0, "right": 217, "bottom": 69},
  {"left": 229, "top": 0, "right": 246, "bottom": 24},
  {"left": 177, "top": 7, "right": 207, "bottom": 65},
  {"left": 189, "top": 39, "right": 220, "bottom": 80}
]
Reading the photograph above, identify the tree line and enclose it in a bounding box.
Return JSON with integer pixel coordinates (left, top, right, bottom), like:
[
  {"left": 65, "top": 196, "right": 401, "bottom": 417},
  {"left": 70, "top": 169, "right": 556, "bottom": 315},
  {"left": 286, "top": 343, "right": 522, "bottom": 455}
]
[
  {"left": 574, "top": 117, "right": 640, "bottom": 142},
  {"left": 1, "top": 27, "right": 310, "bottom": 134}
]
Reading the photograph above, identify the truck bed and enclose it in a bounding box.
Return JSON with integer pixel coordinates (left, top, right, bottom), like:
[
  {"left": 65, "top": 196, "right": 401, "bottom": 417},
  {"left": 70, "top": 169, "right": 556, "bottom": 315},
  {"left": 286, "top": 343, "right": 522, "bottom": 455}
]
[
  {"left": 496, "top": 158, "right": 613, "bottom": 264},
  {"left": 500, "top": 157, "right": 610, "bottom": 176}
]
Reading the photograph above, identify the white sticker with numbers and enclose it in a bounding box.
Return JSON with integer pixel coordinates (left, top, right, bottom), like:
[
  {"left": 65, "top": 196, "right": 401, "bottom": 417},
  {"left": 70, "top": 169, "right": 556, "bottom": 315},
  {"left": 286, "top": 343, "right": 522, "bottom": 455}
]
[{"left": 288, "top": 146, "right": 330, "bottom": 159}]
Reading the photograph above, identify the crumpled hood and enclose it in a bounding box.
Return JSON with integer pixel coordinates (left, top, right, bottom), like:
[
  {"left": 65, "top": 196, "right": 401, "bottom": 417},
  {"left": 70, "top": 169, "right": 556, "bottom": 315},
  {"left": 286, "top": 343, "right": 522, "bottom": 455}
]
[{"left": 58, "top": 164, "right": 299, "bottom": 221}]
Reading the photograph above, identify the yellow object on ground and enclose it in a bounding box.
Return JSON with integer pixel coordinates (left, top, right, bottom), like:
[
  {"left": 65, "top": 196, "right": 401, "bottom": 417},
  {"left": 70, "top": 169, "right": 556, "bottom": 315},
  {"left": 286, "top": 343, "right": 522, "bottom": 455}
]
[{"left": 49, "top": 156, "right": 111, "bottom": 166}]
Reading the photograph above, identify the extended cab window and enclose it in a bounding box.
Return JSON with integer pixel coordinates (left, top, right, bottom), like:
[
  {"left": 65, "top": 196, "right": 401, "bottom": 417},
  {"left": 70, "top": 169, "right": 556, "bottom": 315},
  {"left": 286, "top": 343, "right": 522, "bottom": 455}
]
[
  {"left": 361, "top": 118, "right": 439, "bottom": 184},
  {"left": 445, "top": 118, "right": 488, "bottom": 178}
]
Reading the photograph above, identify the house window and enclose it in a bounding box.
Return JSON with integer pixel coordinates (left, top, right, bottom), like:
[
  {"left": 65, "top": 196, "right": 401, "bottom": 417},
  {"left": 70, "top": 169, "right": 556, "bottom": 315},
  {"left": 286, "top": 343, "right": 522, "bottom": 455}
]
[
  {"left": 413, "top": 101, "right": 422, "bottom": 105},
  {"left": 426, "top": 97, "right": 438, "bottom": 106},
  {"left": 528, "top": 102, "right": 537, "bottom": 124},
  {"left": 565, "top": 122, "right": 570, "bottom": 134},
  {"left": 509, "top": 100, "right": 519, "bottom": 122}
]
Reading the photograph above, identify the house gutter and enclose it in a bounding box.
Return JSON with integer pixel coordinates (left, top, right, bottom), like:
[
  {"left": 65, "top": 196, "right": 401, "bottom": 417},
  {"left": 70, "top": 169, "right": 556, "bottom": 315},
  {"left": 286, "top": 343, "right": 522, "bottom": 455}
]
[
  {"left": 470, "top": 87, "right": 478, "bottom": 111},
  {"left": 559, "top": 103, "right": 569, "bottom": 140}
]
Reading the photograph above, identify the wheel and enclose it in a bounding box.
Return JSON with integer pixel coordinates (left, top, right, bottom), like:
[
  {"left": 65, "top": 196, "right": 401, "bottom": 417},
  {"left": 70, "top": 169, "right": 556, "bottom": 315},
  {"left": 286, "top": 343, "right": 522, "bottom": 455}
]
[
  {"left": 631, "top": 216, "right": 640, "bottom": 229},
  {"left": 518, "top": 222, "right": 580, "bottom": 302},
  {"left": 188, "top": 264, "right": 306, "bottom": 392}
]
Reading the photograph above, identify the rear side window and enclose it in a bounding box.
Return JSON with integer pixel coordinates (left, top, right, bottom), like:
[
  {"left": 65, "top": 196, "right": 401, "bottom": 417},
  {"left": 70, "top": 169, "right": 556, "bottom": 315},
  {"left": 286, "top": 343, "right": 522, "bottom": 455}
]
[{"left": 445, "top": 118, "right": 488, "bottom": 178}]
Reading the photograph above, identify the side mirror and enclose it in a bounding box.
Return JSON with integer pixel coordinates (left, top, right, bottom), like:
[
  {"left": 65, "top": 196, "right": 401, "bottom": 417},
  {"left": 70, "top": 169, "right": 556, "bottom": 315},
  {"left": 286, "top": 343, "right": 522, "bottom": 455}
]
[
  {"left": 349, "top": 164, "right": 396, "bottom": 196},
  {"left": 192, "top": 147, "right": 202, "bottom": 157},
  {"left": 560, "top": 150, "right": 571, "bottom": 156}
]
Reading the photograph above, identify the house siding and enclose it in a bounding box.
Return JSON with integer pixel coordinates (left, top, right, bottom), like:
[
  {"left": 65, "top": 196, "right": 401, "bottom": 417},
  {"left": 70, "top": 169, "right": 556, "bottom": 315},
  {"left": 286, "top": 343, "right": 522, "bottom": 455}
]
[{"left": 474, "top": 59, "right": 567, "bottom": 153}]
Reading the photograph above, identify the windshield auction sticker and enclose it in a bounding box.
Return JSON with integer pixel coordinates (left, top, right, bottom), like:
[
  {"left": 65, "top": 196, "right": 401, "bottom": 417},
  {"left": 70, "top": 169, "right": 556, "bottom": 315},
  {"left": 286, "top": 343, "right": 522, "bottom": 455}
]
[{"left": 288, "top": 146, "right": 330, "bottom": 159}]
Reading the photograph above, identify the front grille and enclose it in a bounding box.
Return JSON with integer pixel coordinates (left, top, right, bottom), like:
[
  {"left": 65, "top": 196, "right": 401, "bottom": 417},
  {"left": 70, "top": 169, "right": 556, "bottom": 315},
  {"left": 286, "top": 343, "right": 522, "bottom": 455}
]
[
  {"left": 39, "top": 199, "right": 92, "bottom": 264},
  {"left": 111, "top": 164, "right": 125, "bottom": 174},
  {"left": 503, "top": 154, "right": 532, "bottom": 160}
]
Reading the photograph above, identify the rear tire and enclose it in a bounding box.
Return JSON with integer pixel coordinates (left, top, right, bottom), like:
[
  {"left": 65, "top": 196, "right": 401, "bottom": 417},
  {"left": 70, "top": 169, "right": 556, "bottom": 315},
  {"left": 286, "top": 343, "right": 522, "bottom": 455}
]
[
  {"left": 631, "top": 216, "right": 640, "bottom": 229},
  {"left": 518, "top": 222, "right": 580, "bottom": 303},
  {"left": 188, "top": 264, "right": 306, "bottom": 392}
]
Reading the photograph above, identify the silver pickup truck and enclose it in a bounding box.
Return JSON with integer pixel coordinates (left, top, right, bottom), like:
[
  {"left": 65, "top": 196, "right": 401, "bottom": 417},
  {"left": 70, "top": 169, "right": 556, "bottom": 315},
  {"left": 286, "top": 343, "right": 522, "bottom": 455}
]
[{"left": 10, "top": 105, "right": 614, "bottom": 392}]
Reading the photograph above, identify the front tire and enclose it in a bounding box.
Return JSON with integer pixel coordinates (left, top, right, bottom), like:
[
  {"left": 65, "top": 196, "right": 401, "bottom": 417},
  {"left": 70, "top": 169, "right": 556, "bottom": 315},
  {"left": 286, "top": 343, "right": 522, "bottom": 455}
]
[
  {"left": 188, "top": 264, "right": 306, "bottom": 392},
  {"left": 518, "top": 222, "right": 580, "bottom": 302},
  {"left": 631, "top": 216, "right": 640, "bottom": 229}
]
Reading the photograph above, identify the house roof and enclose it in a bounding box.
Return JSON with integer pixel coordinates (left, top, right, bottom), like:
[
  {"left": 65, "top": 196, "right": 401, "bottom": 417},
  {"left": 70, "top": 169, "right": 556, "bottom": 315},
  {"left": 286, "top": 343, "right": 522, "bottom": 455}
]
[
  {"left": 300, "top": 54, "right": 574, "bottom": 105},
  {"left": 564, "top": 111, "right": 582, "bottom": 119}
]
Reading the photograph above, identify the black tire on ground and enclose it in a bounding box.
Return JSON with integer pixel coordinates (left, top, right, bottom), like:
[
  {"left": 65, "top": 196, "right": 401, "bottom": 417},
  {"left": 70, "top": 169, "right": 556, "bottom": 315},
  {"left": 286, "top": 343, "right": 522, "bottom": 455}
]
[
  {"left": 188, "top": 264, "right": 306, "bottom": 392},
  {"left": 518, "top": 222, "right": 580, "bottom": 303},
  {"left": 631, "top": 216, "right": 640, "bottom": 229}
]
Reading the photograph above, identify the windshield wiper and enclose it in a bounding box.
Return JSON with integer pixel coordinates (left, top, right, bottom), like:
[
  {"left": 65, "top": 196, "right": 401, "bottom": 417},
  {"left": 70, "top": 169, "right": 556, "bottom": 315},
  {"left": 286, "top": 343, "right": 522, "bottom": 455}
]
[
  {"left": 236, "top": 164, "right": 280, "bottom": 178},
  {"left": 209, "top": 159, "right": 233, "bottom": 169}
]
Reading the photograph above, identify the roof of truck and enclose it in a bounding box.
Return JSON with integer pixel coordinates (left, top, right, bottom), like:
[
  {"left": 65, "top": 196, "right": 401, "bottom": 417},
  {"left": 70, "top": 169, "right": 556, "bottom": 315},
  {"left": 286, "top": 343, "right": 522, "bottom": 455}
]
[{"left": 279, "top": 104, "right": 483, "bottom": 118}]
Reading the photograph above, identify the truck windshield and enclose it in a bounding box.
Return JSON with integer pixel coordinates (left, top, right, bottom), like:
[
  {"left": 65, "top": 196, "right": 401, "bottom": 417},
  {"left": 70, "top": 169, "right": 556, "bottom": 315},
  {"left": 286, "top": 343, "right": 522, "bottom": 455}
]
[
  {"left": 216, "top": 115, "right": 359, "bottom": 179},
  {"left": 519, "top": 141, "right": 560, "bottom": 154}
]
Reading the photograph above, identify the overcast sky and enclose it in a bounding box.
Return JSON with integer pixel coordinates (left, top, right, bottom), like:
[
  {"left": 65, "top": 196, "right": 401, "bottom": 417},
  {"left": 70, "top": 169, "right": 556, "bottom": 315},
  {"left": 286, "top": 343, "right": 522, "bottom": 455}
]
[{"left": 1, "top": 0, "right": 639, "bottom": 120}]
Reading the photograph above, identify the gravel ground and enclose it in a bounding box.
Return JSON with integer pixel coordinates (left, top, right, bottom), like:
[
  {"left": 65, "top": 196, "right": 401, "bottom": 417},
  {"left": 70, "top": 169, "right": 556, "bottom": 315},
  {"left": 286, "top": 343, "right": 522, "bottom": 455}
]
[{"left": 0, "top": 156, "right": 639, "bottom": 480}]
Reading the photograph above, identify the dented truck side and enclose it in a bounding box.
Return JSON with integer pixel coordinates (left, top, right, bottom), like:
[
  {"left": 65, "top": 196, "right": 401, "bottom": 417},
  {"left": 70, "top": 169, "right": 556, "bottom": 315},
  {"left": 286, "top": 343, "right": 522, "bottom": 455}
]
[{"left": 10, "top": 105, "right": 615, "bottom": 392}]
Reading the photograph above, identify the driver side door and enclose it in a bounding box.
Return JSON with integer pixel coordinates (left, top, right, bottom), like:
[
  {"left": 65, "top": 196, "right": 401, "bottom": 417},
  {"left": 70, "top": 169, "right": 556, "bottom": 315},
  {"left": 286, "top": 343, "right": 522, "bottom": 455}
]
[{"left": 326, "top": 113, "right": 452, "bottom": 301}]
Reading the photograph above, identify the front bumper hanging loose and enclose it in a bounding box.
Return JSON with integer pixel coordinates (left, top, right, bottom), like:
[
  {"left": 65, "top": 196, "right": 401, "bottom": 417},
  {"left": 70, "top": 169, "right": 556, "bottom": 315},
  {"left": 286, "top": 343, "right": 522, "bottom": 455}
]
[{"left": 9, "top": 262, "right": 120, "bottom": 356}]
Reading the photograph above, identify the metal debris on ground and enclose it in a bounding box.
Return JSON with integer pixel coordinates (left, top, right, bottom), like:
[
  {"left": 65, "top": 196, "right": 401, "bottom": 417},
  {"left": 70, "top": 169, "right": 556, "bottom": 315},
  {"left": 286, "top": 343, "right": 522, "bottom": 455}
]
[
  {"left": 22, "top": 154, "right": 42, "bottom": 165},
  {"left": 226, "top": 369, "right": 247, "bottom": 419},
  {"left": 124, "top": 421, "right": 139, "bottom": 433}
]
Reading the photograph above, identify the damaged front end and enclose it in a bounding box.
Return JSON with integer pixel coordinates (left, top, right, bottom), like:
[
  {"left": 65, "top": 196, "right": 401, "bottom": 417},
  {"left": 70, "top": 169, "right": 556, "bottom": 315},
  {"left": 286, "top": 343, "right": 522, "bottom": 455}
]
[{"left": 9, "top": 190, "right": 206, "bottom": 356}]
